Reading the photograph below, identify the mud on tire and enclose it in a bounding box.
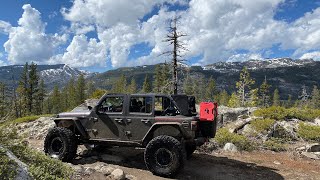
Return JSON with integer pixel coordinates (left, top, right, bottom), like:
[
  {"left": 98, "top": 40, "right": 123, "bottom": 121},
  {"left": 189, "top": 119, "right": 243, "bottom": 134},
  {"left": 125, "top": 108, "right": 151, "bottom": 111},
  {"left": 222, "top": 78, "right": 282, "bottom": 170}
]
[
  {"left": 44, "top": 127, "right": 77, "bottom": 162},
  {"left": 144, "top": 135, "right": 184, "bottom": 177}
]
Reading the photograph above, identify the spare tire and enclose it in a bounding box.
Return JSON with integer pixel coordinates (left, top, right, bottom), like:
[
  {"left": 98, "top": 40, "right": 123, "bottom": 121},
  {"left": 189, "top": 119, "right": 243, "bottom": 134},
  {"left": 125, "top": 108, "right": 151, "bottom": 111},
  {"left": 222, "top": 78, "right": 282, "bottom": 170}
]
[
  {"left": 44, "top": 127, "right": 77, "bottom": 162},
  {"left": 144, "top": 135, "right": 184, "bottom": 177}
]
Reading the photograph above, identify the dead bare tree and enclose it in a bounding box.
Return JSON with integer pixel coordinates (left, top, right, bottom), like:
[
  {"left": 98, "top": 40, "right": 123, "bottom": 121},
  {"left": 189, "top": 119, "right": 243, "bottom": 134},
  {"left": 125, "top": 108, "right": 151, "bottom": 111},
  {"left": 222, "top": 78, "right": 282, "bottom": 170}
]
[{"left": 161, "top": 17, "right": 188, "bottom": 94}]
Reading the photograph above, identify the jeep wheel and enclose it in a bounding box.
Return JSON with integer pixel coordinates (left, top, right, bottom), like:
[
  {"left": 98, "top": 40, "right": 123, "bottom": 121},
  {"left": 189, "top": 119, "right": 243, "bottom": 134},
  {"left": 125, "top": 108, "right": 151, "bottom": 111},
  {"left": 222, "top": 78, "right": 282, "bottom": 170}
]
[
  {"left": 44, "top": 127, "right": 77, "bottom": 162},
  {"left": 144, "top": 135, "right": 184, "bottom": 177}
]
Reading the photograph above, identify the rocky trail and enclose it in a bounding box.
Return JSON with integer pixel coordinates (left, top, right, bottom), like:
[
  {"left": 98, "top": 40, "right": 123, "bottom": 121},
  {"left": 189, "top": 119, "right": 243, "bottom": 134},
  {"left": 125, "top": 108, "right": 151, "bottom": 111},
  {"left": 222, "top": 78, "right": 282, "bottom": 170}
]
[{"left": 15, "top": 115, "right": 319, "bottom": 180}]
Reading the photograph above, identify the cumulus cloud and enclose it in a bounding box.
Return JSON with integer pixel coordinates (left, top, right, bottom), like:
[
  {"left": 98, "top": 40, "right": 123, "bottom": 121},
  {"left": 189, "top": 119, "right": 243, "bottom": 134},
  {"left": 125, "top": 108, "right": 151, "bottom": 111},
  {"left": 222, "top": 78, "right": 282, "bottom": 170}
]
[
  {"left": 49, "top": 34, "right": 107, "bottom": 67},
  {"left": 0, "top": 20, "right": 12, "bottom": 34},
  {"left": 2, "top": 0, "right": 320, "bottom": 68},
  {"left": 3, "top": 4, "right": 67, "bottom": 65},
  {"left": 300, "top": 51, "right": 320, "bottom": 60}
]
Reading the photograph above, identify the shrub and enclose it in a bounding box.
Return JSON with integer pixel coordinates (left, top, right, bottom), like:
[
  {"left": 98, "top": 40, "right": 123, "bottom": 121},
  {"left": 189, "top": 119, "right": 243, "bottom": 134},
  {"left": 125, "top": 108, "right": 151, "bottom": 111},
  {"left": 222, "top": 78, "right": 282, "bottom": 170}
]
[
  {"left": 263, "top": 138, "right": 286, "bottom": 152},
  {"left": 253, "top": 106, "right": 287, "bottom": 120},
  {"left": 0, "top": 126, "right": 73, "bottom": 179},
  {"left": 0, "top": 114, "right": 53, "bottom": 127},
  {"left": 297, "top": 123, "right": 320, "bottom": 141},
  {"left": 250, "top": 118, "right": 275, "bottom": 134},
  {"left": 215, "top": 128, "right": 253, "bottom": 151},
  {"left": 253, "top": 106, "right": 320, "bottom": 122},
  {"left": 0, "top": 148, "right": 16, "bottom": 180},
  {"left": 287, "top": 108, "right": 320, "bottom": 122}
]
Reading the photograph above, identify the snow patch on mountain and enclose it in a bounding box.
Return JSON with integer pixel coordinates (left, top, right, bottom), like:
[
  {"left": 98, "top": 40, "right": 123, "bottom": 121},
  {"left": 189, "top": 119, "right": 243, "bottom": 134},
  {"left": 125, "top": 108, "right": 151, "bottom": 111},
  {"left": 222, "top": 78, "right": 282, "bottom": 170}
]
[{"left": 203, "top": 58, "right": 315, "bottom": 72}]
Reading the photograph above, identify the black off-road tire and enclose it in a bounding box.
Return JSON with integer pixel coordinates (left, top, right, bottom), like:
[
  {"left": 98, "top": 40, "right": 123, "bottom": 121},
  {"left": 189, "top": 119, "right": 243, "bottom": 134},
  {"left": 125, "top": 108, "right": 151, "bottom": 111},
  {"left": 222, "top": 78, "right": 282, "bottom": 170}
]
[
  {"left": 144, "top": 135, "right": 184, "bottom": 177},
  {"left": 185, "top": 144, "right": 196, "bottom": 159},
  {"left": 44, "top": 127, "right": 77, "bottom": 162}
]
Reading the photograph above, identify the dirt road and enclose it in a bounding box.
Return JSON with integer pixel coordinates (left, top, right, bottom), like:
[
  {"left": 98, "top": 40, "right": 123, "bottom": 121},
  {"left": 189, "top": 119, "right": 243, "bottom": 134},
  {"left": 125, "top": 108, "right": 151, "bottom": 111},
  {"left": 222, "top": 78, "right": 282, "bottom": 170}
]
[{"left": 29, "top": 140, "right": 320, "bottom": 180}]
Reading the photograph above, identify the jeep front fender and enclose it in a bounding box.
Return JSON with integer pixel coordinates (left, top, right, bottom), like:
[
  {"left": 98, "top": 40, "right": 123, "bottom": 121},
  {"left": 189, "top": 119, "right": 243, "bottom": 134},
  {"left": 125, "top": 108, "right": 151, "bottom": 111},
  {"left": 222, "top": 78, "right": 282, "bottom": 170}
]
[{"left": 54, "top": 118, "right": 89, "bottom": 139}]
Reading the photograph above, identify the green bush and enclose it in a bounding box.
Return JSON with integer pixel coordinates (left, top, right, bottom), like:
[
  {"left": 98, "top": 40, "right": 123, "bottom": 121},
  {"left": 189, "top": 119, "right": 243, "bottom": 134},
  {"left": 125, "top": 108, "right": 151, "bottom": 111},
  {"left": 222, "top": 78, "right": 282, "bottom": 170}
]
[
  {"left": 287, "top": 108, "right": 320, "bottom": 122},
  {"left": 250, "top": 118, "right": 275, "bottom": 134},
  {"left": 215, "top": 128, "right": 253, "bottom": 151},
  {"left": 253, "top": 106, "right": 287, "bottom": 120},
  {"left": 0, "top": 126, "right": 73, "bottom": 179},
  {"left": 253, "top": 106, "right": 320, "bottom": 122},
  {"left": 263, "top": 138, "right": 286, "bottom": 152},
  {"left": 0, "top": 114, "right": 53, "bottom": 127},
  {"left": 0, "top": 148, "right": 16, "bottom": 180},
  {"left": 297, "top": 123, "right": 320, "bottom": 141}
]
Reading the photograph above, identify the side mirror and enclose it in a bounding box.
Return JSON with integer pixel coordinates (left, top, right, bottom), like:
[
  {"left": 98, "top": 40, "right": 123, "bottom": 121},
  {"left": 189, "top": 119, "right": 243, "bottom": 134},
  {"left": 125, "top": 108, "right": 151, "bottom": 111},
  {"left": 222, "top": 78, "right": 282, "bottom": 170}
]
[{"left": 88, "top": 106, "right": 93, "bottom": 110}]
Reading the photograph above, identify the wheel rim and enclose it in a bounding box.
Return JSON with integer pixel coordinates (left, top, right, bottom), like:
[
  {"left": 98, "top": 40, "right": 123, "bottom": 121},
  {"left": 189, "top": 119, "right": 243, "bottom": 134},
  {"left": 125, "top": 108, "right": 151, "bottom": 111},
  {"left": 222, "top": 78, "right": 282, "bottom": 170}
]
[
  {"left": 50, "top": 137, "right": 64, "bottom": 156},
  {"left": 154, "top": 148, "right": 173, "bottom": 167}
]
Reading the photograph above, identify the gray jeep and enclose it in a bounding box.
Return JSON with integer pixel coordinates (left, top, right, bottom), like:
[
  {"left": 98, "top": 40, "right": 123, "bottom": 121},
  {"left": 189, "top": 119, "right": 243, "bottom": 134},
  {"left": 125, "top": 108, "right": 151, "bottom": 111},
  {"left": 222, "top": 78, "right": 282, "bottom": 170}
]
[{"left": 44, "top": 93, "right": 218, "bottom": 177}]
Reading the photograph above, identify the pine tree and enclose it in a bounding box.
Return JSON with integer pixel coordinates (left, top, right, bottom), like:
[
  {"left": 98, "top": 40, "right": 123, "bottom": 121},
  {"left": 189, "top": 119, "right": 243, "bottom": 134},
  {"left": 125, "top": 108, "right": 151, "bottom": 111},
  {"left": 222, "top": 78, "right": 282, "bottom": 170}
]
[
  {"left": 161, "top": 63, "right": 171, "bottom": 94},
  {"left": 28, "top": 62, "right": 39, "bottom": 114},
  {"left": 286, "top": 94, "right": 292, "bottom": 108},
  {"left": 299, "top": 85, "right": 310, "bottom": 106},
  {"left": 228, "top": 92, "right": 240, "bottom": 108},
  {"left": 248, "top": 88, "right": 259, "bottom": 107},
  {"left": 193, "top": 76, "right": 206, "bottom": 102},
  {"left": 67, "top": 77, "right": 77, "bottom": 108},
  {"left": 142, "top": 75, "right": 152, "bottom": 93},
  {"left": 218, "top": 90, "right": 229, "bottom": 106},
  {"left": 34, "top": 79, "right": 45, "bottom": 114},
  {"left": 18, "top": 63, "right": 29, "bottom": 116},
  {"left": 128, "top": 78, "right": 137, "bottom": 93},
  {"left": 86, "top": 81, "right": 96, "bottom": 98},
  {"left": 76, "top": 74, "right": 86, "bottom": 105},
  {"left": 236, "top": 67, "right": 255, "bottom": 106},
  {"left": 112, "top": 74, "right": 127, "bottom": 93},
  {"left": 183, "top": 73, "right": 194, "bottom": 95},
  {"left": 0, "top": 82, "right": 7, "bottom": 117},
  {"left": 153, "top": 65, "right": 163, "bottom": 93},
  {"left": 273, "top": 88, "right": 280, "bottom": 106},
  {"left": 205, "top": 76, "right": 217, "bottom": 101},
  {"left": 51, "top": 85, "right": 61, "bottom": 114},
  {"left": 311, "top": 85, "right": 320, "bottom": 109},
  {"left": 259, "top": 76, "right": 271, "bottom": 107}
]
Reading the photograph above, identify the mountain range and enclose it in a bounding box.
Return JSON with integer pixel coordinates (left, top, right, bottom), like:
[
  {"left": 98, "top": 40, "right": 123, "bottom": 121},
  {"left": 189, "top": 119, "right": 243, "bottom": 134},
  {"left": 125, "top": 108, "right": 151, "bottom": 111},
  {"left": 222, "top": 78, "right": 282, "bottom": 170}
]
[{"left": 0, "top": 58, "right": 319, "bottom": 99}]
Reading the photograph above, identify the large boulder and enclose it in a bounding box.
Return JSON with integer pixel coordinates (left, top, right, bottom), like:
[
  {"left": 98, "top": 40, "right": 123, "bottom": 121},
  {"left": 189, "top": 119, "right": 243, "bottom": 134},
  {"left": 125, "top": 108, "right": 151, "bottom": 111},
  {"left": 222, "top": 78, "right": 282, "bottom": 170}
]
[
  {"left": 111, "top": 169, "right": 125, "bottom": 180},
  {"left": 271, "top": 121, "right": 298, "bottom": 140},
  {"left": 218, "top": 106, "right": 258, "bottom": 124},
  {"left": 223, "top": 143, "right": 238, "bottom": 152}
]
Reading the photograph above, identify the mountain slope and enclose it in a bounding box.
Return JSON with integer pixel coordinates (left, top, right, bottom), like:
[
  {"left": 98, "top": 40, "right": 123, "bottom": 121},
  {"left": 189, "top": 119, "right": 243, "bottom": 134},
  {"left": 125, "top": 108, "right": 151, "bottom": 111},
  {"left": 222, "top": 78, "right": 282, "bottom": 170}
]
[
  {"left": 0, "top": 64, "right": 91, "bottom": 90},
  {"left": 90, "top": 58, "right": 320, "bottom": 99}
]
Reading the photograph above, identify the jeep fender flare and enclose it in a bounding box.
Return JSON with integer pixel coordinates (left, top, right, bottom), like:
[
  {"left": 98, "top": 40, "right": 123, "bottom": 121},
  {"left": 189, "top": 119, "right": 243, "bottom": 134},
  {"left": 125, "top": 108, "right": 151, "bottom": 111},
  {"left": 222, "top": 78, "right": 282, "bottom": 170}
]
[
  {"left": 142, "top": 122, "right": 192, "bottom": 146},
  {"left": 54, "top": 118, "right": 89, "bottom": 139}
]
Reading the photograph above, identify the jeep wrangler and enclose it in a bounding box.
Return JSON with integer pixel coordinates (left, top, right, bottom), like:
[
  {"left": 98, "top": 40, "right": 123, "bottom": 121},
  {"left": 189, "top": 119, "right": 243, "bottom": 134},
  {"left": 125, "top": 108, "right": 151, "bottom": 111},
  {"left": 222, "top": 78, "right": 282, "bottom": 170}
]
[{"left": 44, "top": 94, "right": 218, "bottom": 177}]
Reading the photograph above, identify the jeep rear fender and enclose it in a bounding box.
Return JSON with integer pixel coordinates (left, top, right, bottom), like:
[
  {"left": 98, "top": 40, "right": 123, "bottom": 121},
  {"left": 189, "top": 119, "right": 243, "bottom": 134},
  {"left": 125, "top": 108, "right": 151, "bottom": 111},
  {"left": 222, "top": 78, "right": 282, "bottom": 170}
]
[
  {"left": 54, "top": 118, "right": 89, "bottom": 139},
  {"left": 142, "top": 122, "right": 192, "bottom": 146}
]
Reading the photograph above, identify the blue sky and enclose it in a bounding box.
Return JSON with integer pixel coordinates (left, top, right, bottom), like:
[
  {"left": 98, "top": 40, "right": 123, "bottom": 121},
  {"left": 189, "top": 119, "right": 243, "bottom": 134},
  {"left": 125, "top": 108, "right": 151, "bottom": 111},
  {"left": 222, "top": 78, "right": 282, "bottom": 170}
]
[{"left": 0, "top": 0, "right": 320, "bottom": 72}]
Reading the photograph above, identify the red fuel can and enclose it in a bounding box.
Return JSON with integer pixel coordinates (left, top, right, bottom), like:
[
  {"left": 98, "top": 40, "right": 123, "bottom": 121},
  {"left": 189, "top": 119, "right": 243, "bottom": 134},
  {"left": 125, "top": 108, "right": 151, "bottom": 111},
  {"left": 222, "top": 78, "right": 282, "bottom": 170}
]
[{"left": 199, "top": 102, "right": 217, "bottom": 121}]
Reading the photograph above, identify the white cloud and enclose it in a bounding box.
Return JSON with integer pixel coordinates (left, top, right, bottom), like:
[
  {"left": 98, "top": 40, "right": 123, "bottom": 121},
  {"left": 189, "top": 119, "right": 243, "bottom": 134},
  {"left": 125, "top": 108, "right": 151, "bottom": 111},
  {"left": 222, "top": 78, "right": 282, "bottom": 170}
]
[
  {"left": 2, "top": 1, "right": 320, "bottom": 68},
  {"left": 0, "top": 53, "right": 7, "bottom": 66},
  {"left": 227, "top": 53, "right": 263, "bottom": 62},
  {"left": 0, "top": 20, "right": 12, "bottom": 34},
  {"left": 0, "top": 60, "right": 7, "bottom": 66},
  {"left": 49, "top": 34, "right": 107, "bottom": 67},
  {"left": 3, "top": 4, "right": 67, "bottom": 65},
  {"left": 300, "top": 51, "right": 320, "bottom": 60}
]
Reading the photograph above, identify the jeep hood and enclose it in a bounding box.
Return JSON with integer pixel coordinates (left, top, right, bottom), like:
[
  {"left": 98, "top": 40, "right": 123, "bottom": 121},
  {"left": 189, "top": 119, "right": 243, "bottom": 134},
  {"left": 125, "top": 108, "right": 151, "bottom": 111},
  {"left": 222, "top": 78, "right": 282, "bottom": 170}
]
[{"left": 58, "top": 111, "right": 91, "bottom": 118}]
